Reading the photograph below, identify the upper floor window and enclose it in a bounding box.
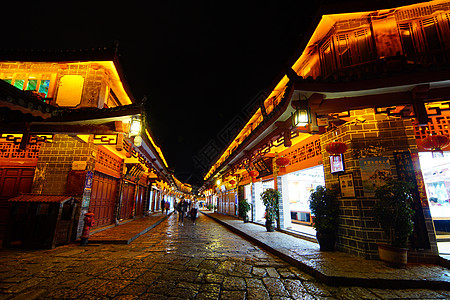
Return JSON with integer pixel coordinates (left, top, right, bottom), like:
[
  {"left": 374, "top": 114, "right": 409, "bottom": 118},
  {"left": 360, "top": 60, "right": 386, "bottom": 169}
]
[
  {"left": 319, "top": 27, "right": 375, "bottom": 77},
  {"left": 1, "top": 73, "right": 53, "bottom": 100},
  {"left": 398, "top": 13, "right": 450, "bottom": 62}
]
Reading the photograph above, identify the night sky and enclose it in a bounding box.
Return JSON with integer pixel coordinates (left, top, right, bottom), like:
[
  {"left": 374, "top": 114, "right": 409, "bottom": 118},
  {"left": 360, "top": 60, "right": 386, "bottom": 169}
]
[{"left": 3, "top": 1, "right": 356, "bottom": 186}]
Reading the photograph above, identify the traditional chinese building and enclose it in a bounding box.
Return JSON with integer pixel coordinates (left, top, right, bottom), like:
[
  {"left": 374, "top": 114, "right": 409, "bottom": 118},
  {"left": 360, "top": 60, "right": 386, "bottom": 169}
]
[
  {"left": 200, "top": 0, "right": 450, "bottom": 263},
  {"left": 0, "top": 46, "right": 187, "bottom": 247}
]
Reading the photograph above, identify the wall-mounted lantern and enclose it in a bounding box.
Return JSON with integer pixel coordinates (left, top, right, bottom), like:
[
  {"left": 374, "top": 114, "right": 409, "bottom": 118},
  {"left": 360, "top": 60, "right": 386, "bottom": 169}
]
[
  {"left": 291, "top": 96, "right": 310, "bottom": 128},
  {"left": 291, "top": 95, "right": 318, "bottom": 133},
  {"left": 129, "top": 115, "right": 142, "bottom": 137}
]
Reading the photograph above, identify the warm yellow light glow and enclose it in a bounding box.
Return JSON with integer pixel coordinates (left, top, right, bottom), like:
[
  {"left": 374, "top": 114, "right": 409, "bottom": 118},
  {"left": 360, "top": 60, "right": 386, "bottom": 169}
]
[
  {"left": 76, "top": 134, "right": 90, "bottom": 143},
  {"left": 293, "top": 109, "right": 309, "bottom": 127},
  {"left": 216, "top": 179, "right": 221, "bottom": 186},
  {"left": 0, "top": 133, "right": 23, "bottom": 143},
  {"left": 129, "top": 117, "right": 141, "bottom": 137},
  {"left": 145, "top": 129, "right": 168, "bottom": 168},
  {"left": 93, "top": 134, "right": 118, "bottom": 145}
]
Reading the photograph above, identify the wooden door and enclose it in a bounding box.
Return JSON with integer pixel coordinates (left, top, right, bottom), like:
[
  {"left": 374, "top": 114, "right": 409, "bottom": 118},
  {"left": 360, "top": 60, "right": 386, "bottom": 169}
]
[
  {"left": 89, "top": 172, "right": 118, "bottom": 228},
  {"left": 120, "top": 183, "right": 136, "bottom": 220},
  {"left": 0, "top": 168, "right": 34, "bottom": 241},
  {"left": 135, "top": 186, "right": 145, "bottom": 217}
]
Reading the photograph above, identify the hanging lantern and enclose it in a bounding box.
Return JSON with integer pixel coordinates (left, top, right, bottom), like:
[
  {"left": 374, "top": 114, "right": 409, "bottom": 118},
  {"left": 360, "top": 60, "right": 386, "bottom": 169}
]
[
  {"left": 275, "top": 157, "right": 290, "bottom": 167},
  {"left": 229, "top": 179, "right": 236, "bottom": 185},
  {"left": 421, "top": 134, "right": 450, "bottom": 158},
  {"left": 325, "top": 141, "right": 347, "bottom": 156},
  {"left": 291, "top": 96, "right": 311, "bottom": 128},
  {"left": 249, "top": 170, "right": 259, "bottom": 178}
]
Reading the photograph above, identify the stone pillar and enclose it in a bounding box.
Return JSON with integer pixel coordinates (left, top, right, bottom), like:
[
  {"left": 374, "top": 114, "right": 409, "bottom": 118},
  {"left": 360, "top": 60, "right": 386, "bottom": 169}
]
[
  {"left": 320, "top": 108, "right": 438, "bottom": 261},
  {"left": 277, "top": 175, "right": 291, "bottom": 229},
  {"left": 251, "top": 182, "right": 256, "bottom": 222}
]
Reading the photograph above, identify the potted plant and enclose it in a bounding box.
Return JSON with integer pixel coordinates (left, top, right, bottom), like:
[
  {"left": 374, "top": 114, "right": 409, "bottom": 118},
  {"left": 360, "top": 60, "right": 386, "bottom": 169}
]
[
  {"left": 372, "top": 180, "right": 415, "bottom": 268},
  {"left": 238, "top": 198, "right": 250, "bottom": 223},
  {"left": 261, "top": 188, "right": 280, "bottom": 232},
  {"left": 309, "top": 185, "right": 339, "bottom": 251}
]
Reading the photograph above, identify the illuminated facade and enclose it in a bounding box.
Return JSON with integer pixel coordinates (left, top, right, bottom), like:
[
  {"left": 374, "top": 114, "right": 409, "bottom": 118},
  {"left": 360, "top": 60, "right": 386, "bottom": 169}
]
[
  {"left": 0, "top": 47, "right": 187, "bottom": 247},
  {"left": 201, "top": 0, "right": 450, "bottom": 262}
]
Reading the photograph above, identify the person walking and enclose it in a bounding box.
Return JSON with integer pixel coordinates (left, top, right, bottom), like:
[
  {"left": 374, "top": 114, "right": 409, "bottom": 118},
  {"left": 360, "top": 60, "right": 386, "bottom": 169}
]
[
  {"left": 191, "top": 200, "right": 199, "bottom": 225},
  {"left": 161, "top": 198, "right": 165, "bottom": 214},
  {"left": 182, "top": 199, "right": 189, "bottom": 220},
  {"left": 164, "top": 200, "right": 170, "bottom": 214},
  {"left": 178, "top": 198, "right": 186, "bottom": 226}
]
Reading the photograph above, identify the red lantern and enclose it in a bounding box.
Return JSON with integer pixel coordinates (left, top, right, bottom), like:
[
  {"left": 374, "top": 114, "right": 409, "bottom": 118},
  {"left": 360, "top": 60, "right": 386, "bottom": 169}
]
[
  {"left": 421, "top": 135, "right": 449, "bottom": 158},
  {"left": 275, "top": 157, "right": 290, "bottom": 167},
  {"left": 325, "top": 141, "right": 347, "bottom": 156},
  {"left": 249, "top": 170, "right": 259, "bottom": 178},
  {"left": 229, "top": 179, "right": 236, "bottom": 185}
]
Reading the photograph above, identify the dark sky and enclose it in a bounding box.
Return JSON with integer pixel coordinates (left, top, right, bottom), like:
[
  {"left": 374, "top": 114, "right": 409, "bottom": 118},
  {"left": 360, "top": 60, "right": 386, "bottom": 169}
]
[{"left": 3, "top": 1, "right": 339, "bottom": 186}]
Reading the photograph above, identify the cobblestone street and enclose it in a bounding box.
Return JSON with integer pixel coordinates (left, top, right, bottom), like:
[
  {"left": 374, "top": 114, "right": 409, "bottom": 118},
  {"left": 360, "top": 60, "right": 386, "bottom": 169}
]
[{"left": 1, "top": 213, "right": 449, "bottom": 299}]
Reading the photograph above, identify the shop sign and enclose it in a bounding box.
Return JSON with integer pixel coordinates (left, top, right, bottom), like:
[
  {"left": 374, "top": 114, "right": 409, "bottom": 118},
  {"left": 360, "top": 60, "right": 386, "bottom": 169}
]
[{"left": 330, "top": 154, "right": 345, "bottom": 173}]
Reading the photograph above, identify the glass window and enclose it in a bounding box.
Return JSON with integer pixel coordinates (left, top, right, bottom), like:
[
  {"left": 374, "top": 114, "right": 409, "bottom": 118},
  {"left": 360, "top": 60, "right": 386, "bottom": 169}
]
[
  {"left": 26, "top": 79, "right": 38, "bottom": 91},
  {"left": 2, "top": 74, "right": 53, "bottom": 100},
  {"left": 38, "top": 80, "right": 50, "bottom": 97},
  {"left": 13, "top": 79, "right": 25, "bottom": 90}
]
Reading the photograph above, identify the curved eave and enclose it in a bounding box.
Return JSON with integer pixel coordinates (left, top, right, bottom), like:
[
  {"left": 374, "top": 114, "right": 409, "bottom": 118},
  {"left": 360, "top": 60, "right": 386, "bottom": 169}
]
[{"left": 204, "top": 82, "right": 295, "bottom": 183}]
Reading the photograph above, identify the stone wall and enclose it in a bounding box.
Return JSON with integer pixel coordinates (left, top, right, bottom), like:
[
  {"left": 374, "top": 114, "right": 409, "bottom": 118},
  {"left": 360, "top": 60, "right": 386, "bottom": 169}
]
[
  {"left": 320, "top": 108, "right": 438, "bottom": 261},
  {"left": 32, "top": 134, "right": 96, "bottom": 195}
]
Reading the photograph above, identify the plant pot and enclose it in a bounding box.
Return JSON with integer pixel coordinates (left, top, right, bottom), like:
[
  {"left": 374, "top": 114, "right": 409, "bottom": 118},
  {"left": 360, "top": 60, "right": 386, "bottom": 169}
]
[
  {"left": 316, "top": 231, "right": 336, "bottom": 251},
  {"left": 377, "top": 243, "right": 408, "bottom": 268},
  {"left": 243, "top": 215, "right": 249, "bottom": 223},
  {"left": 265, "top": 220, "right": 275, "bottom": 232}
]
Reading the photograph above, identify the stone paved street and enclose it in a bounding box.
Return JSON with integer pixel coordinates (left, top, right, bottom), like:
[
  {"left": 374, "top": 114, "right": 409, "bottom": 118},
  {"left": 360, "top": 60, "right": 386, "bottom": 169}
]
[{"left": 1, "top": 213, "right": 449, "bottom": 299}]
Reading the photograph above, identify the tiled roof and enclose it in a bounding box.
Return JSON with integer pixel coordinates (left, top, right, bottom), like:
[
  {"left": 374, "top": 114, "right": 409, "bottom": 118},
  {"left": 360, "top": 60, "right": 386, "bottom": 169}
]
[
  {"left": 0, "top": 79, "right": 56, "bottom": 119},
  {"left": 8, "top": 194, "right": 73, "bottom": 203},
  {"left": 48, "top": 102, "right": 144, "bottom": 122}
]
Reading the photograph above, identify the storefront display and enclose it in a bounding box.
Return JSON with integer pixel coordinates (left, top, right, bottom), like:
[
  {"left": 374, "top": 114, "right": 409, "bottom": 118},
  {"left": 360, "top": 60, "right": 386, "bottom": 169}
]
[
  {"left": 286, "top": 165, "right": 324, "bottom": 225},
  {"left": 419, "top": 152, "right": 450, "bottom": 234}
]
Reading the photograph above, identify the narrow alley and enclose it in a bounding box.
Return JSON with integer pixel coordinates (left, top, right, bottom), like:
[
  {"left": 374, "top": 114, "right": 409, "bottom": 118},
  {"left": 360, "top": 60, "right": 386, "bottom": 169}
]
[{"left": 1, "top": 212, "right": 449, "bottom": 299}]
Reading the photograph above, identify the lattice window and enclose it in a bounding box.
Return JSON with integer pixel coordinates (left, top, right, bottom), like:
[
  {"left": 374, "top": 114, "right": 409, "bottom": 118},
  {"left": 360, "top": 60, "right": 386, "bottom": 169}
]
[
  {"left": 0, "top": 143, "right": 41, "bottom": 159},
  {"left": 415, "top": 114, "right": 450, "bottom": 139},
  {"left": 283, "top": 138, "right": 321, "bottom": 166}
]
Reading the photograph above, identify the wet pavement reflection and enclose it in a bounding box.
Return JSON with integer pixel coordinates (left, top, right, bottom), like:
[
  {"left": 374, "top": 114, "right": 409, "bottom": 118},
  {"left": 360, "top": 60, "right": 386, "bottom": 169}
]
[{"left": 0, "top": 212, "right": 449, "bottom": 299}]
